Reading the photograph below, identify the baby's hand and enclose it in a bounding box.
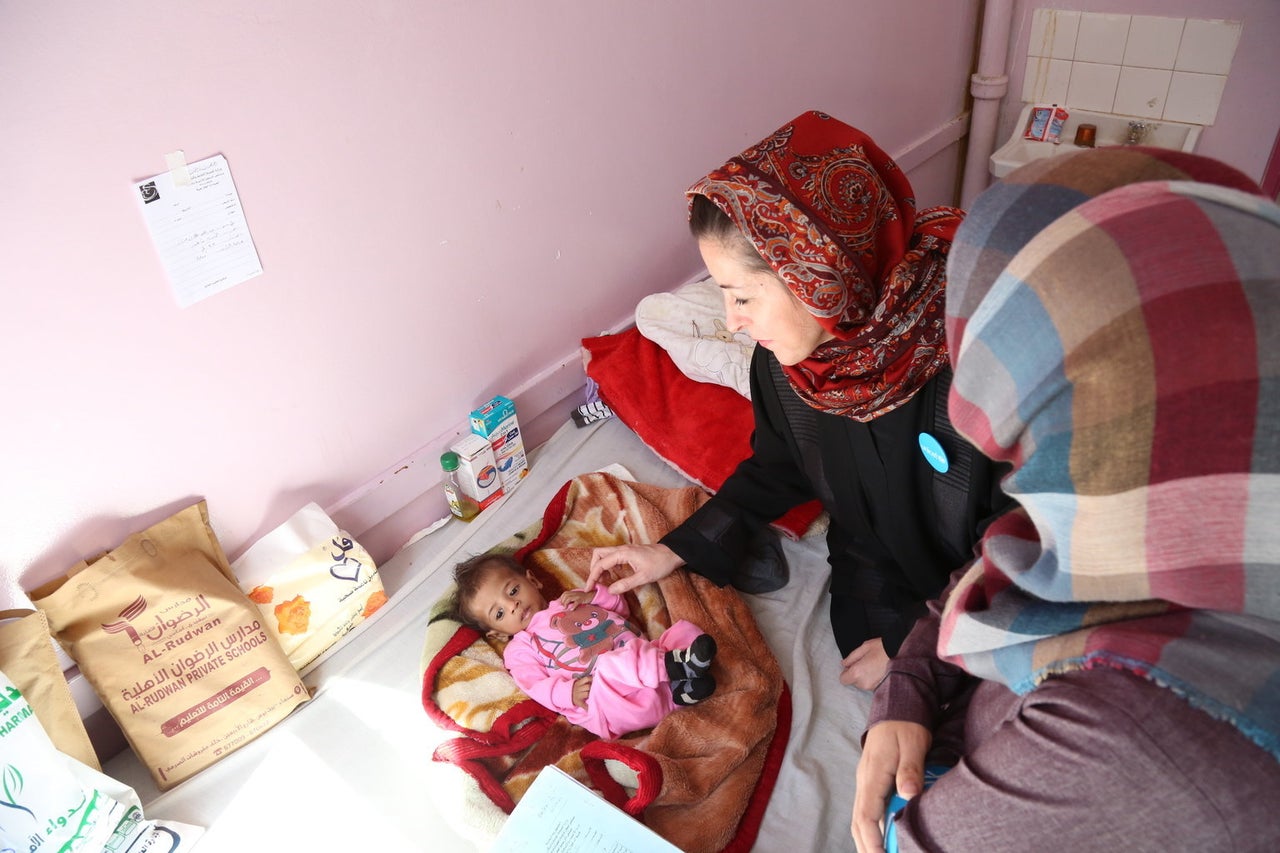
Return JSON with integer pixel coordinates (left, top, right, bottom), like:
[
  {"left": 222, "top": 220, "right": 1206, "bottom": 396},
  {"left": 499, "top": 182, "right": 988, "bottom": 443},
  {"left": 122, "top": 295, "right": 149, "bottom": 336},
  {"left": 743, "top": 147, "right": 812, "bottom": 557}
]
[
  {"left": 559, "top": 588, "right": 594, "bottom": 607},
  {"left": 572, "top": 676, "right": 592, "bottom": 709}
]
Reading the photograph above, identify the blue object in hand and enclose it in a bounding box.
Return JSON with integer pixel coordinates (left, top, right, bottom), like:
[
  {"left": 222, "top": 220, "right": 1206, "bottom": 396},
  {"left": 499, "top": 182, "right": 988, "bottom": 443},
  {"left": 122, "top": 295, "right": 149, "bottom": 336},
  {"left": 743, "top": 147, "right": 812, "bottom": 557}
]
[{"left": 884, "top": 764, "right": 952, "bottom": 853}]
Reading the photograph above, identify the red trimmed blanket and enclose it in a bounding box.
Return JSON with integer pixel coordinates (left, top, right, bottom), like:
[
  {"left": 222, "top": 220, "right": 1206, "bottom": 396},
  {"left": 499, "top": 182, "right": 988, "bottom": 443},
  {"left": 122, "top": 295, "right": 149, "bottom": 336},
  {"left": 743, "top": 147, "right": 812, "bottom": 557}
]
[
  {"left": 582, "top": 327, "right": 824, "bottom": 540},
  {"left": 420, "top": 472, "right": 789, "bottom": 852}
]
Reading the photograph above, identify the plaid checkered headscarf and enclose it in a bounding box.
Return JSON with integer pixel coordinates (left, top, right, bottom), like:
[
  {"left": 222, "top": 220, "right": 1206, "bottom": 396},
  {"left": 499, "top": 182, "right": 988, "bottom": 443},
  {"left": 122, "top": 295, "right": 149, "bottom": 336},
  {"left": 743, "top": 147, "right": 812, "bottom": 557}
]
[{"left": 940, "top": 149, "right": 1280, "bottom": 759}]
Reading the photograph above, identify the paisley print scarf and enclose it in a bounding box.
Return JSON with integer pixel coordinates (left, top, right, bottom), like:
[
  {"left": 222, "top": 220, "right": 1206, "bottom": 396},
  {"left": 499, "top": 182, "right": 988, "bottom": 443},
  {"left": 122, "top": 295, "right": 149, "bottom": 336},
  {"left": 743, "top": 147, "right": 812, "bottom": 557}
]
[{"left": 687, "top": 110, "right": 962, "bottom": 421}]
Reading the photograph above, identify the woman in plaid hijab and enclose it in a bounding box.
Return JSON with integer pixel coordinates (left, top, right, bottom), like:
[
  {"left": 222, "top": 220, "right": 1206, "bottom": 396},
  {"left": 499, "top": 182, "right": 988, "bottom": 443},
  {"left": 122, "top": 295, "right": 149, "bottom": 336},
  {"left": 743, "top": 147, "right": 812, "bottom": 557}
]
[{"left": 854, "top": 148, "right": 1280, "bottom": 852}]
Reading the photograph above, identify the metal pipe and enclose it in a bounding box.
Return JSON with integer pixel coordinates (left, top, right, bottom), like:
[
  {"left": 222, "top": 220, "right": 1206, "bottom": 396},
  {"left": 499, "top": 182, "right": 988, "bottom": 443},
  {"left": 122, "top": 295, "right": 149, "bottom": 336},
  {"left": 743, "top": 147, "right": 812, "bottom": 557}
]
[{"left": 960, "top": 0, "right": 1016, "bottom": 207}]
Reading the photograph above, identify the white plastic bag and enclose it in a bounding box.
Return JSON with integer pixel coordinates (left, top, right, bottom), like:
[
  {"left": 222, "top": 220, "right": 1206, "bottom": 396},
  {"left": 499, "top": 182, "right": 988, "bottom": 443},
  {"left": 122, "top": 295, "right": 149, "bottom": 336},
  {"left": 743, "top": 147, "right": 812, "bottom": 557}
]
[
  {"left": 0, "top": 669, "right": 203, "bottom": 852},
  {"left": 233, "top": 503, "right": 386, "bottom": 671}
]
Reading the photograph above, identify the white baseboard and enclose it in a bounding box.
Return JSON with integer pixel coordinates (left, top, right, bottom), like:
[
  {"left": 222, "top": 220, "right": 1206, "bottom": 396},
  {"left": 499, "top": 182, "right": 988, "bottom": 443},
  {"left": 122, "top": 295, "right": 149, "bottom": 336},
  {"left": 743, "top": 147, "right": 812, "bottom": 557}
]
[
  {"left": 325, "top": 348, "right": 589, "bottom": 566},
  {"left": 894, "top": 111, "right": 971, "bottom": 173},
  {"left": 320, "top": 278, "right": 694, "bottom": 568}
]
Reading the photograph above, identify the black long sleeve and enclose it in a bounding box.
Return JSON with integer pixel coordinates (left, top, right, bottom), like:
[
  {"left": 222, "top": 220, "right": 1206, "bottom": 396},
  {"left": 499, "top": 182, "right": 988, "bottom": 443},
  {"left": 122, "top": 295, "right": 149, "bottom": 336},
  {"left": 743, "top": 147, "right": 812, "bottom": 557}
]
[
  {"left": 660, "top": 348, "right": 815, "bottom": 585},
  {"left": 662, "top": 346, "right": 1014, "bottom": 651}
]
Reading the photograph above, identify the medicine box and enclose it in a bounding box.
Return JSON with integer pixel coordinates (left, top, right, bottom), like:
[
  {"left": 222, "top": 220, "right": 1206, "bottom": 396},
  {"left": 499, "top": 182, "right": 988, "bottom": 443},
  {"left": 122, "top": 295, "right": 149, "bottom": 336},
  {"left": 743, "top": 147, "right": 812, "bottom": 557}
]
[
  {"left": 449, "top": 433, "right": 504, "bottom": 509},
  {"left": 470, "top": 395, "right": 528, "bottom": 489}
]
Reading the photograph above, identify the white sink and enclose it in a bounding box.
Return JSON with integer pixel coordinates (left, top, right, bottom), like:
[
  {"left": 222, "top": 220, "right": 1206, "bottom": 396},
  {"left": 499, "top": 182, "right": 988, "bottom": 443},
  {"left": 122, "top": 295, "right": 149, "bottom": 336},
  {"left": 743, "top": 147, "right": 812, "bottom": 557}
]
[{"left": 989, "top": 104, "right": 1203, "bottom": 178}]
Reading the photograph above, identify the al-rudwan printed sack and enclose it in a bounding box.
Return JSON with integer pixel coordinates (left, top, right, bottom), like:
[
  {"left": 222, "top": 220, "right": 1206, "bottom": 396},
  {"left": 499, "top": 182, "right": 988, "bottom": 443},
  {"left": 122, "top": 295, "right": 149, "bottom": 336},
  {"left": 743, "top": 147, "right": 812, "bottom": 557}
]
[{"left": 29, "top": 501, "right": 309, "bottom": 790}]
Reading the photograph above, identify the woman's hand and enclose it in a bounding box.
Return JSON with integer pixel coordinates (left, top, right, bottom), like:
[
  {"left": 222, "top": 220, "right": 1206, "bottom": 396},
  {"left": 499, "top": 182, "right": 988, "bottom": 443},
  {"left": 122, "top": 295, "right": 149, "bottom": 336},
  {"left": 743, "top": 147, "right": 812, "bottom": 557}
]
[
  {"left": 586, "top": 544, "right": 685, "bottom": 595},
  {"left": 572, "top": 676, "right": 593, "bottom": 709},
  {"left": 840, "top": 638, "right": 890, "bottom": 690},
  {"left": 559, "top": 589, "right": 594, "bottom": 607},
  {"left": 851, "top": 721, "right": 931, "bottom": 853}
]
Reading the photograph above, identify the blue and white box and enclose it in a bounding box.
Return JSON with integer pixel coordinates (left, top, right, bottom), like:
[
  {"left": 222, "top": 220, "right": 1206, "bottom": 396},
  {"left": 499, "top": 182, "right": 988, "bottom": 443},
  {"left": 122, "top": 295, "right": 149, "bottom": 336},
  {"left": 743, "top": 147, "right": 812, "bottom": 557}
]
[{"left": 470, "top": 395, "right": 528, "bottom": 490}]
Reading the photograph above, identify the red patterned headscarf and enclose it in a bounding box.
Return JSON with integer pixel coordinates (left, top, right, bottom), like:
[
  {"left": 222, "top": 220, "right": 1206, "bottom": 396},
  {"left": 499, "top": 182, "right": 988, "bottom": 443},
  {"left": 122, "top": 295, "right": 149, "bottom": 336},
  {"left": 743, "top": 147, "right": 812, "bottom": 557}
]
[{"left": 687, "top": 110, "right": 963, "bottom": 421}]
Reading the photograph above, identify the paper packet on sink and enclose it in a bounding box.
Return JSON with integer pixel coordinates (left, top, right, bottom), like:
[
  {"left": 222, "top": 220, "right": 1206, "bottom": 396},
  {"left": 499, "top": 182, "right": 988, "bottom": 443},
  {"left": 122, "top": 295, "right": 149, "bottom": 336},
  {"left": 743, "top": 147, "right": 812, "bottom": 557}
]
[
  {"left": 1023, "top": 104, "right": 1069, "bottom": 142},
  {"left": 234, "top": 502, "right": 387, "bottom": 671}
]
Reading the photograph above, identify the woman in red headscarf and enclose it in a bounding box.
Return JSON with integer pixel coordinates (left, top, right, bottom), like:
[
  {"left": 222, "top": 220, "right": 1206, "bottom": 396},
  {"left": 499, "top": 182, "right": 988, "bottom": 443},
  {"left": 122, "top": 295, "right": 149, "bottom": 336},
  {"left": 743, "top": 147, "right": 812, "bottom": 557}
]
[{"left": 588, "top": 111, "right": 1012, "bottom": 688}]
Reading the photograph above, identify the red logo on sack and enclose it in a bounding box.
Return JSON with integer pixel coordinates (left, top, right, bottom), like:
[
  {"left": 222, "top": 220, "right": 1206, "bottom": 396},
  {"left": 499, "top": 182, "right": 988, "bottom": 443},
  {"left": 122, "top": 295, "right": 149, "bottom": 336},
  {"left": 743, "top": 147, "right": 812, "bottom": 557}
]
[{"left": 101, "top": 595, "right": 148, "bottom": 647}]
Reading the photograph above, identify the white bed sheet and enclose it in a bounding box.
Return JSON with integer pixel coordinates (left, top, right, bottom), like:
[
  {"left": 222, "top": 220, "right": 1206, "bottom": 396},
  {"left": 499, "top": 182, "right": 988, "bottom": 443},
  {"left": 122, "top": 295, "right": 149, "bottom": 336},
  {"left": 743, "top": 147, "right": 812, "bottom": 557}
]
[{"left": 101, "top": 416, "right": 868, "bottom": 852}]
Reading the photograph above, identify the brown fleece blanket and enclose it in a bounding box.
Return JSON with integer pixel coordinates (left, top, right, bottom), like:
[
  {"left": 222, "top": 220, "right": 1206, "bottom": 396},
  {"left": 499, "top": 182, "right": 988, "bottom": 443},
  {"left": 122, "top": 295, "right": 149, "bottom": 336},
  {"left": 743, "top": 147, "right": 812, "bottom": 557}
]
[{"left": 421, "top": 472, "right": 789, "bottom": 853}]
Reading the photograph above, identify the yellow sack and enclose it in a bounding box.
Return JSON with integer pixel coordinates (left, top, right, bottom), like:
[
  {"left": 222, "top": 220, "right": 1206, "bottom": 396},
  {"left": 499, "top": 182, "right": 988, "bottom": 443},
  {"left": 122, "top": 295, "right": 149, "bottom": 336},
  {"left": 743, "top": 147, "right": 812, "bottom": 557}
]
[
  {"left": 30, "top": 501, "right": 309, "bottom": 790},
  {"left": 0, "top": 607, "right": 100, "bottom": 770}
]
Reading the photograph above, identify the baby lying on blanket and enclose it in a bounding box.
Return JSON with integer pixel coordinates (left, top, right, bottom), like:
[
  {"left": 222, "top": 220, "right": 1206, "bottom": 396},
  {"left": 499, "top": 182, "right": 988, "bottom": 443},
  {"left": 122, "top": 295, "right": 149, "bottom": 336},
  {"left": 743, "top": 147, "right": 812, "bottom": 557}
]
[{"left": 452, "top": 554, "right": 717, "bottom": 739}]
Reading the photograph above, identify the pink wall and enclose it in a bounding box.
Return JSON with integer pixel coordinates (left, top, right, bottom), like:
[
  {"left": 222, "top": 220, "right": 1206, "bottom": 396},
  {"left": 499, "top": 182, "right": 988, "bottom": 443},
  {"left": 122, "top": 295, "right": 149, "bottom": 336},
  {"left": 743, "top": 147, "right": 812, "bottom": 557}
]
[
  {"left": 997, "top": 0, "right": 1280, "bottom": 183},
  {"left": 1, "top": 1, "right": 981, "bottom": 607}
]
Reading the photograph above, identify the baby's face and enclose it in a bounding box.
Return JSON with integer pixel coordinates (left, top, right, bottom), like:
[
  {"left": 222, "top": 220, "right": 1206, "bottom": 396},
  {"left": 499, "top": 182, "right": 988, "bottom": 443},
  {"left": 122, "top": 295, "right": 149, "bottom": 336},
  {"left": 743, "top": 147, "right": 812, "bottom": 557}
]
[{"left": 471, "top": 565, "right": 547, "bottom": 639}]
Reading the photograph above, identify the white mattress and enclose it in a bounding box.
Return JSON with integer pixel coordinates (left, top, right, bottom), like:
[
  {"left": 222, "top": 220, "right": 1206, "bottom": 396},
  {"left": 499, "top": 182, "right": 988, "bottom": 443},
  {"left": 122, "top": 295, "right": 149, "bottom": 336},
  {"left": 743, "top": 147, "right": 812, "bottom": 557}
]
[{"left": 102, "top": 416, "right": 868, "bottom": 852}]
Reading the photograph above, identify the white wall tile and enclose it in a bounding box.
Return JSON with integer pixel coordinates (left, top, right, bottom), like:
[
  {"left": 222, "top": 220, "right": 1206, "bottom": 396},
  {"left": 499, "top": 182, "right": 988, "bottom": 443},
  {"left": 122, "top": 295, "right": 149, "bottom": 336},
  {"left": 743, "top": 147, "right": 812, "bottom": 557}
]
[
  {"left": 1020, "top": 12, "right": 1239, "bottom": 133},
  {"left": 1029, "top": 8, "right": 1080, "bottom": 59},
  {"left": 1076, "top": 13, "right": 1130, "bottom": 65},
  {"left": 1124, "top": 16, "right": 1184, "bottom": 69},
  {"left": 1113, "top": 67, "right": 1172, "bottom": 119},
  {"left": 1066, "top": 62, "right": 1121, "bottom": 112},
  {"left": 1176, "top": 19, "right": 1241, "bottom": 74},
  {"left": 1164, "top": 71, "right": 1226, "bottom": 124},
  {"left": 1023, "top": 56, "right": 1072, "bottom": 104}
]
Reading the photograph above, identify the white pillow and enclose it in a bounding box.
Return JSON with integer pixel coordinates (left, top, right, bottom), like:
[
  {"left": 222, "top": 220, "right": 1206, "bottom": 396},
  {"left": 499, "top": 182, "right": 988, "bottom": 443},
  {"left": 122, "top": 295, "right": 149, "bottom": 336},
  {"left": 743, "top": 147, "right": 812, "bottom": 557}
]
[{"left": 635, "top": 276, "right": 756, "bottom": 399}]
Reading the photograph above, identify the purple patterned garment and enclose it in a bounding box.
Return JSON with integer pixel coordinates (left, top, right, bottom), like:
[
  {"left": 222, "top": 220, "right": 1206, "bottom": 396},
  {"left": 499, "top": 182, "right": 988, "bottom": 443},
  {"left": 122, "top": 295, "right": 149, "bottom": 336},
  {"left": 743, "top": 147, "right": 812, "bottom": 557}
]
[{"left": 938, "top": 154, "right": 1280, "bottom": 759}]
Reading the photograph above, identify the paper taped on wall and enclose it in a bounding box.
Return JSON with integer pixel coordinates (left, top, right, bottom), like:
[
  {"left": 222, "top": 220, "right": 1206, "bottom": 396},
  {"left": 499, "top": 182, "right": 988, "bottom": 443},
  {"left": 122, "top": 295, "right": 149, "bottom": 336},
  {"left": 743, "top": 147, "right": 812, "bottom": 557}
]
[{"left": 132, "top": 153, "right": 263, "bottom": 308}]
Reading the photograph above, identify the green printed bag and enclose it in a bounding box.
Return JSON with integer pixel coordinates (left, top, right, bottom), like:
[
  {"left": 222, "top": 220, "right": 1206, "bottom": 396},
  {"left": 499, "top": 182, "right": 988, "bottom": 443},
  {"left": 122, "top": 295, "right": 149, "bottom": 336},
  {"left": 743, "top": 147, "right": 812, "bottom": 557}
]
[{"left": 0, "top": 669, "right": 204, "bottom": 851}]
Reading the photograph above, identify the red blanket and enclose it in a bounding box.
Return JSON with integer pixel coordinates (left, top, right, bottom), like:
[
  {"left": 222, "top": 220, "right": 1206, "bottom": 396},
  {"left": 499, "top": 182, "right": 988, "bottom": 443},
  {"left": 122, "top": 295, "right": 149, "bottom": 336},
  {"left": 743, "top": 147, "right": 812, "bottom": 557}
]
[
  {"left": 421, "top": 473, "right": 789, "bottom": 852},
  {"left": 582, "top": 328, "right": 822, "bottom": 538}
]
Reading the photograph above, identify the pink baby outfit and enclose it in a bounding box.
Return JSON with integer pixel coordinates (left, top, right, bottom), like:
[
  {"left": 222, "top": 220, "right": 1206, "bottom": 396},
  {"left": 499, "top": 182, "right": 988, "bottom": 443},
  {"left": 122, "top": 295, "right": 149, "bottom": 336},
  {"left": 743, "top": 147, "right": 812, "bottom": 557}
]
[{"left": 503, "top": 585, "right": 703, "bottom": 739}]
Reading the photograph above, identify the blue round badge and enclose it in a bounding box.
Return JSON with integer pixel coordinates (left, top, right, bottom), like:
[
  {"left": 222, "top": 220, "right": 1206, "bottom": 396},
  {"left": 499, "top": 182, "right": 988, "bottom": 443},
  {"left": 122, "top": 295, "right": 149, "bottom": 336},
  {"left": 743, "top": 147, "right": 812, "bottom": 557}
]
[{"left": 918, "top": 432, "right": 949, "bottom": 473}]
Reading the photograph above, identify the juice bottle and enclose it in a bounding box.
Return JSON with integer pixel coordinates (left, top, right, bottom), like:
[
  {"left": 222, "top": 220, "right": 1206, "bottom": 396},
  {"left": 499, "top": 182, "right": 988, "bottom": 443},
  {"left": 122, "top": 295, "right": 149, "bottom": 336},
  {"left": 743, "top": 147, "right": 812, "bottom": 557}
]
[{"left": 440, "top": 451, "right": 481, "bottom": 521}]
